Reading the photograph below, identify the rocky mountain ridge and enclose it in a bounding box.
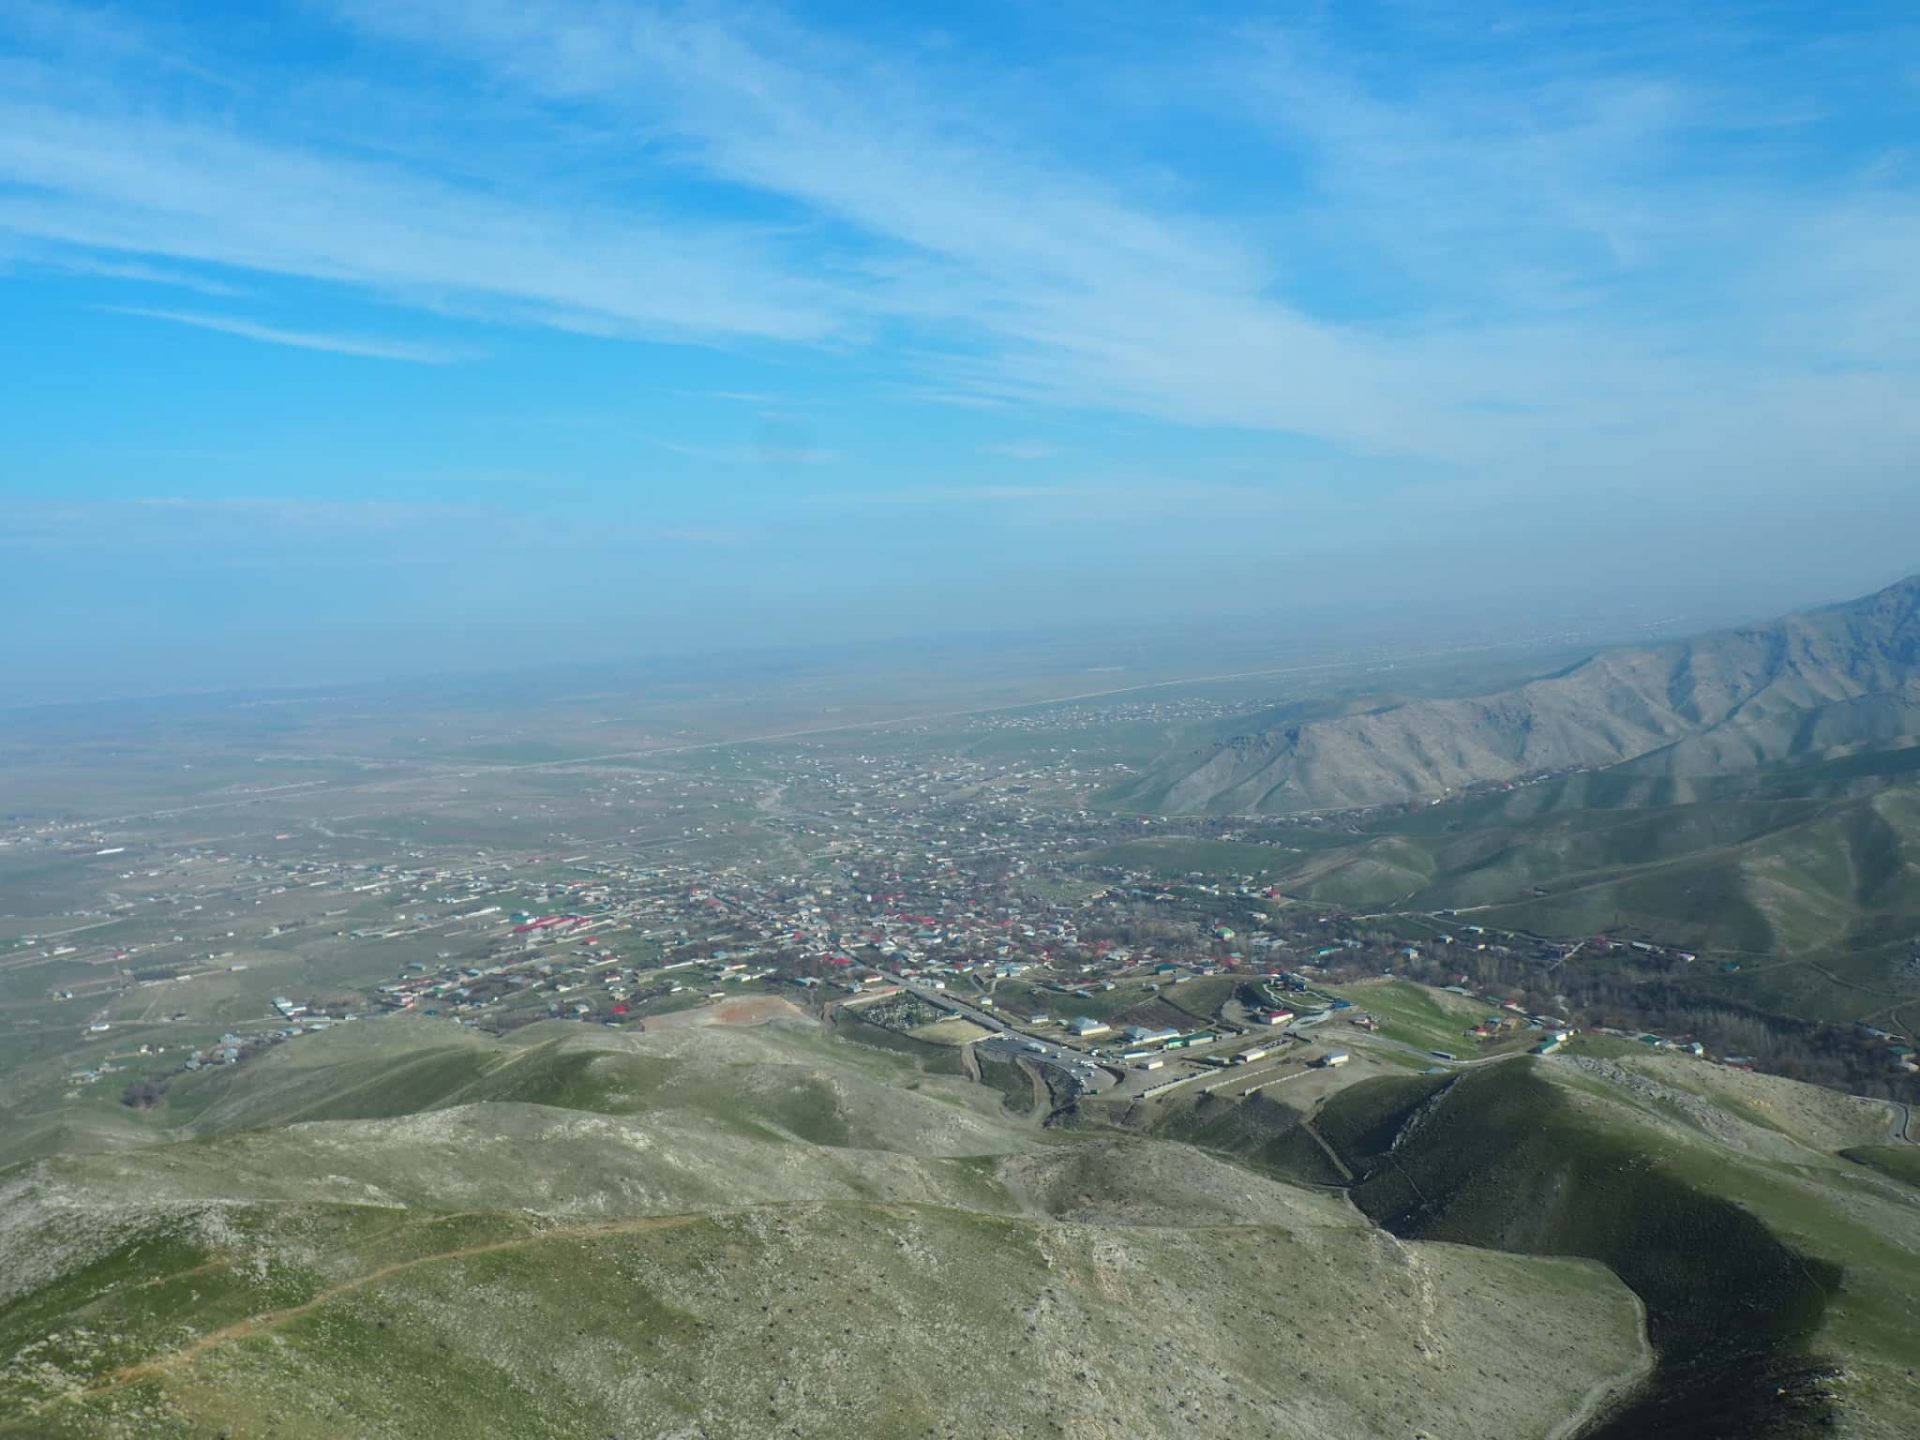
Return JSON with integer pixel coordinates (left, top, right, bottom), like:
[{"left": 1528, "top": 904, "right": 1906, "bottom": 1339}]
[{"left": 1118, "top": 575, "right": 1920, "bottom": 813}]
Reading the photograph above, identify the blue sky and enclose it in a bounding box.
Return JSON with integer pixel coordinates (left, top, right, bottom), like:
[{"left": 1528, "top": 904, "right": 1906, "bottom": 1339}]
[{"left": 2, "top": 1, "right": 1917, "bottom": 698}]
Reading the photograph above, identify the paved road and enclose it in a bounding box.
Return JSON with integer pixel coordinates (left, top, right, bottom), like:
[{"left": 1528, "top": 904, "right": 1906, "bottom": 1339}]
[
  {"left": 974, "top": 1033, "right": 1117, "bottom": 1093},
  {"left": 1886, "top": 1099, "right": 1916, "bottom": 1144},
  {"left": 896, "top": 979, "right": 1117, "bottom": 1092}
]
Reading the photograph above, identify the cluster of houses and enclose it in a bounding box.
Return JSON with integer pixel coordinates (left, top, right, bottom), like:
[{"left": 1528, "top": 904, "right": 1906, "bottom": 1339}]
[{"left": 23, "top": 711, "right": 1914, "bottom": 1105}]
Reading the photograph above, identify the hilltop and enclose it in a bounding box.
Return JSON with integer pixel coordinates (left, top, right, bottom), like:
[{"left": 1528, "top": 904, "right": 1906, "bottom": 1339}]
[
  {"left": 0, "top": 1010, "right": 1648, "bottom": 1440},
  {"left": 5, "top": 985, "right": 1918, "bottom": 1439},
  {"left": 1104, "top": 1024, "right": 1920, "bottom": 1440},
  {"left": 1113, "top": 575, "right": 1920, "bottom": 814},
  {"left": 1309, "top": 1053, "right": 1920, "bottom": 1440}
]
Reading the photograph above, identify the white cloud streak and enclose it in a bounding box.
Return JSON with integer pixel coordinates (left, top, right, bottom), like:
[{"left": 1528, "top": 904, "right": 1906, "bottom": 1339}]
[
  {"left": 0, "top": 496, "right": 745, "bottom": 554},
  {"left": 320, "top": 0, "right": 1462, "bottom": 450},
  {"left": 320, "top": 0, "right": 1918, "bottom": 467},
  {"left": 102, "top": 305, "right": 479, "bottom": 362},
  {"left": 1, "top": 0, "right": 1913, "bottom": 478},
  {"left": 982, "top": 441, "right": 1061, "bottom": 461},
  {"left": 40, "top": 253, "right": 249, "bottom": 296},
  {"left": 653, "top": 438, "right": 838, "bottom": 466},
  {"left": 0, "top": 91, "right": 842, "bottom": 345}
]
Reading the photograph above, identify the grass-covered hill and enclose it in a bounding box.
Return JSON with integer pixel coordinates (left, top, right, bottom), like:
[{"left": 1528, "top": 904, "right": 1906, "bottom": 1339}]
[
  {"left": 1097, "top": 739, "right": 1920, "bottom": 1040},
  {"left": 1111, "top": 573, "right": 1920, "bottom": 815},
  {"left": 1305, "top": 1055, "right": 1920, "bottom": 1440},
  {"left": 1264, "top": 747, "right": 1920, "bottom": 946},
  {"left": 0, "top": 1011, "right": 1648, "bottom": 1440}
]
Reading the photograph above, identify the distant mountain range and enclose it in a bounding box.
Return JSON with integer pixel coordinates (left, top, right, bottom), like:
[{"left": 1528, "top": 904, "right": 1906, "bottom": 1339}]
[{"left": 1114, "top": 574, "right": 1920, "bottom": 814}]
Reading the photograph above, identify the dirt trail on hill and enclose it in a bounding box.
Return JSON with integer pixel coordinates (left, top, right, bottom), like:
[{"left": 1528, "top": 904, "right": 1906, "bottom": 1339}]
[
  {"left": 1545, "top": 1287, "right": 1654, "bottom": 1440},
  {"left": 4, "top": 1211, "right": 708, "bottom": 1431}
]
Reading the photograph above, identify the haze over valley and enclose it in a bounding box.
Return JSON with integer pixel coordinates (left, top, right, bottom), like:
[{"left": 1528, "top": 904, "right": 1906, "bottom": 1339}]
[
  {"left": 4, "top": 573, "right": 1920, "bottom": 1437},
  {"left": 4, "top": 2, "right": 1918, "bottom": 1437}
]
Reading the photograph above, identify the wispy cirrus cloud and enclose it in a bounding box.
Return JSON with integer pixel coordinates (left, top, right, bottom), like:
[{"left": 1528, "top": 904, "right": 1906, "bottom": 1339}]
[
  {"left": 654, "top": 438, "right": 839, "bottom": 467},
  {"left": 41, "top": 253, "right": 249, "bottom": 296},
  {"left": 981, "top": 441, "right": 1060, "bottom": 461},
  {"left": 102, "top": 306, "right": 480, "bottom": 363},
  {"left": 317, "top": 0, "right": 1919, "bottom": 467},
  {"left": 0, "top": 0, "right": 1913, "bottom": 480},
  {"left": 802, "top": 479, "right": 1341, "bottom": 528},
  {"left": 0, "top": 496, "right": 746, "bottom": 556},
  {"left": 315, "top": 0, "right": 1450, "bottom": 450},
  {"left": 0, "top": 89, "right": 843, "bottom": 347},
  {"left": 0, "top": 496, "right": 493, "bottom": 555}
]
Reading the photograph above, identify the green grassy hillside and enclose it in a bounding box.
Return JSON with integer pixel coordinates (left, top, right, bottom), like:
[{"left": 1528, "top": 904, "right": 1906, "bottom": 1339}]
[
  {"left": 1272, "top": 760, "right": 1920, "bottom": 948},
  {"left": 1315, "top": 1057, "right": 1920, "bottom": 1439},
  {"left": 1215, "top": 750, "right": 1920, "bottom": 1036},
  {"left": 0, "top": 1011, "right": 1650, "bottom": 1440}
]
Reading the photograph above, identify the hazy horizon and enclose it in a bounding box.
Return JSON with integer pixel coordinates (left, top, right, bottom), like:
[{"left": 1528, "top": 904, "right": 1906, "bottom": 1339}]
[{"left": 7, "top": 560, "right": 1906, "bottom": 712}]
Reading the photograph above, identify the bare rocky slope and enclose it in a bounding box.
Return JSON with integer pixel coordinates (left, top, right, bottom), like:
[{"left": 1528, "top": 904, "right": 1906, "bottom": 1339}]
[{"left": 1115, "top": 575, "right": 1920, "bottom": 814}]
